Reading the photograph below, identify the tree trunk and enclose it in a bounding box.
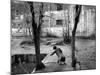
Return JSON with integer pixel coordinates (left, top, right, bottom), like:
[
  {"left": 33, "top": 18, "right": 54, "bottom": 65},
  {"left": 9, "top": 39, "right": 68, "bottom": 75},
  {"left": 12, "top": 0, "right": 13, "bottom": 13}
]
[
  {"left": 28, "top": 2, "right": 45, "bottom": 70},
  {"left": 71, "top": 5, "right": 81, "bottom": 70}
]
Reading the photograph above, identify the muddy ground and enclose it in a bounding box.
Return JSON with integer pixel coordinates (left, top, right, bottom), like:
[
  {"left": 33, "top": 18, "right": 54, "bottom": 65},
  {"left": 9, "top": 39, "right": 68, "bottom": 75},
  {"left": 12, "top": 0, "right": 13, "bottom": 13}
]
[{"left": 11, "top": 36, "right": 96, "bottom": 74}]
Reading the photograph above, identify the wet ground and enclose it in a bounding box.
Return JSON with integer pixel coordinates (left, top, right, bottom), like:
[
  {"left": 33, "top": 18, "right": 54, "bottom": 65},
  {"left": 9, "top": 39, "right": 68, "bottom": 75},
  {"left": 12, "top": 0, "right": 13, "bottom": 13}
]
[{"left": 11, "top": 37, "right": 96, "bottom": 74}]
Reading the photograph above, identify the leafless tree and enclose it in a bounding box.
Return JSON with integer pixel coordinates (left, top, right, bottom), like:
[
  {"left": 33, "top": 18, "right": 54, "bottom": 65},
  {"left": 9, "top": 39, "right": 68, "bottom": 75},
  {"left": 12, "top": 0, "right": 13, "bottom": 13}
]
[
  {"left": 28, "top": 2, "right": 45, "bottom": 70},
  {"left": 71, "top": 5, "right": 82, "bottom": 70}
]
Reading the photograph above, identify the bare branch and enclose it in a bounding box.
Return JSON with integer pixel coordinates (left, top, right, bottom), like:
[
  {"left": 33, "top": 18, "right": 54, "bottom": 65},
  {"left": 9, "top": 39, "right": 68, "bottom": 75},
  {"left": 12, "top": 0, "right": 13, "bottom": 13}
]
[{"left": 72, "top": 5, "right": 82, "bottom": 34}]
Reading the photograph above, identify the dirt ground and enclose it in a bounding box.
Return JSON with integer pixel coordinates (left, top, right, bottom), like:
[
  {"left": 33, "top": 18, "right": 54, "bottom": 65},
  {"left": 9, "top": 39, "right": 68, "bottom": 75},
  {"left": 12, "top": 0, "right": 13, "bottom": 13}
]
[{"left": 11, "top": 36, "right": 96, "bottom": 74}]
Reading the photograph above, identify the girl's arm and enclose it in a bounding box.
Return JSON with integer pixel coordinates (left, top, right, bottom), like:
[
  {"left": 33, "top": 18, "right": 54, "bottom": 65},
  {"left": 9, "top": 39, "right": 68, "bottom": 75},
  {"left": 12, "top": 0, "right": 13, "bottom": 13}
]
[{"left": 50, "top": 51, "right": 56, "bottom": 56}]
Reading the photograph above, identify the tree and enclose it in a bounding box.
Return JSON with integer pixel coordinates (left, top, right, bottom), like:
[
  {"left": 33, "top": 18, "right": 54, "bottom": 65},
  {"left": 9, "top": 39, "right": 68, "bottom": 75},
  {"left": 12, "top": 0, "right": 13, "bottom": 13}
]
[
  {"left": 71, "top": 5, "right": 82, "bottom": 70},
  {"left": 63, "top": 9, "right": 71, "bottom": 44},
  {"left": 28, "top": 2, "right": 45, "bottom": 70},
  {"left": 11, "top": 1, "right": 32, "bottom": 36}
]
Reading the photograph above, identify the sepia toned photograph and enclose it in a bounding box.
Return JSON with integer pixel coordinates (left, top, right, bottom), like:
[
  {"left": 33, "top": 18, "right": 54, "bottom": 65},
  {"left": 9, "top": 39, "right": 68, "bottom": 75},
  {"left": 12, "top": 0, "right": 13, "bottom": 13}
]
[{"left": 11, "top": 0, "right": 96, "bottom": 74}]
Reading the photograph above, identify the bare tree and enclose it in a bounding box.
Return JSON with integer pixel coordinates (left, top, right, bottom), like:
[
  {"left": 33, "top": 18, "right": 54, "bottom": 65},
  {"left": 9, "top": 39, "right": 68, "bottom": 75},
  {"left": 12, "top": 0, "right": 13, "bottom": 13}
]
[
  {"left": 71, "top": 5, "right": 82, "bottom": 70},
  {"left": 28, "top": 2, "right": 45, "bottom": 70},
  {"left": 63, "top": 9, "right": 71, "bottom": 44}
]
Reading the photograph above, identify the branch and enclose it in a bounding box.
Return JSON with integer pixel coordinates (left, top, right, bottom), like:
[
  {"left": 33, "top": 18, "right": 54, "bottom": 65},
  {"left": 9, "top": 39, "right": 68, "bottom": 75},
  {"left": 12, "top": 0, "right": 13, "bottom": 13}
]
[
  {"left": 38, "top": 3, "right": 44, "bottom": 33},
  {"left": 27, "top": 2, "right": 34, "bottom": 14},
  {"left": 72, "top": 5, "right": 82, "bottom": 34}
]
